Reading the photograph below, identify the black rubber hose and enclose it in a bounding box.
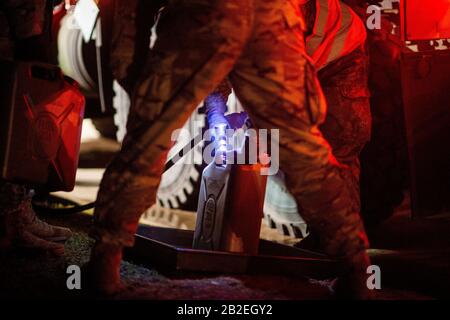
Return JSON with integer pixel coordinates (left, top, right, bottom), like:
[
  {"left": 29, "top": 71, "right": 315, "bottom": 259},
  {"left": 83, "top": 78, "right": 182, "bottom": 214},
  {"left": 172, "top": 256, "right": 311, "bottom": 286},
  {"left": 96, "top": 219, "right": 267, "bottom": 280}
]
[{"left": 32, "top": 195, "right": 96, "bottom": 215}]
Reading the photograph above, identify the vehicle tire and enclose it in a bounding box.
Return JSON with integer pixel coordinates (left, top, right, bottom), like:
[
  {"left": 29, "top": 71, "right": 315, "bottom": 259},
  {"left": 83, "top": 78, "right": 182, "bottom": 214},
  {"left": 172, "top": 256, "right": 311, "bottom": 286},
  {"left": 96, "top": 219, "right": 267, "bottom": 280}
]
[
  {"left": 263, "top": 171, "right": 309, "bottom": 238},
  {"left": 155, "top": 110, "right": 205, "bottom": 211},
  {"left": 57, "top": 13, "right": 97, "bottom": 93}
]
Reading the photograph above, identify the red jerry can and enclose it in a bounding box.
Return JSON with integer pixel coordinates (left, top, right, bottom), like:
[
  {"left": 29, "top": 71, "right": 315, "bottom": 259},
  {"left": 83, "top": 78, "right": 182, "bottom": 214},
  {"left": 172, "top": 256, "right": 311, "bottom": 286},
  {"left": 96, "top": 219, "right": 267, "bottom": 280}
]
[
  {"left": 0, "top": 60, "right": 85, "bottom": 191},
  {"left": 221, "top": 163, "right": 267, "bottom": 255}
]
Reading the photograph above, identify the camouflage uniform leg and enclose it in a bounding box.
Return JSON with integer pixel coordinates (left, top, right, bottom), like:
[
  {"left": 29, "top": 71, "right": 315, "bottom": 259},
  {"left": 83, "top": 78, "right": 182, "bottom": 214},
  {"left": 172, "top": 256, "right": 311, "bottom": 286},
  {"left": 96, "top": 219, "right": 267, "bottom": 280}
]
[
  {"left": 0, "top": 10, "right": 13, "bottom": 59},
  {"left": 1, "top": 0, "right": 47, "bottom": 39},
  {"left": 0, "top": 181, "right": 26, "bottom": 247},
  {"left": 229, "top": 0, "right": 370, "bottom": 271},
  {"left": 92, "top": 0, "right": 254, "bottom": 247},
  {"left": 109, "top": 0, "right": 164, "bottom": 92},
  {"left": 318, "top": 47, "right": 372, "bottom": 213},
  {"left": 0, "top": 181, "right": 27, "bottom": 213},
  {"left": 0, "top": 8, "right": 22, "bottom": 247}
]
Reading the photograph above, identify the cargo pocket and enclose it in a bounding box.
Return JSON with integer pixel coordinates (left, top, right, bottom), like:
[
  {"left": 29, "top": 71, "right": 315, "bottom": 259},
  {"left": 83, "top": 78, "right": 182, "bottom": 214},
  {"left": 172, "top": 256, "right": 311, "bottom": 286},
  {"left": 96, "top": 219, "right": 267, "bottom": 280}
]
[
  {"left": 339, "top": 60, "right": 371, "bottom": 100},
  {"left": 340, "top": 83, "right": 371, "bottom": 100},
  {"left": 339, "top": 82, "right": 372, "bottom": 147}
]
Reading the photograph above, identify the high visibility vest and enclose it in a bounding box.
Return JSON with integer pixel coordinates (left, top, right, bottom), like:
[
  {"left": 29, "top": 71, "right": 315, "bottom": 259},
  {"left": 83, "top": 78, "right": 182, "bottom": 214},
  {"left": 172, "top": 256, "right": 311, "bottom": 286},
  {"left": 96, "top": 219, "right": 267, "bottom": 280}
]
[{"left": 306, "top": 0, "right": 366, "bottom": 70}]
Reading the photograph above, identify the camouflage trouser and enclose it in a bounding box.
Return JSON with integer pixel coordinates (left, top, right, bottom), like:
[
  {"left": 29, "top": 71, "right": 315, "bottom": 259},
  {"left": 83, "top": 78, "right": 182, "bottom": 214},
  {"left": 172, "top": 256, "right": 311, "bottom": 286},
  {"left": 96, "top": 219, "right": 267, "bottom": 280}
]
[
  {"left": 0, "top": 181, "right": 27, "bottom": 209},
  {"left": 0, "top": 181, "right": 26, "bottom": 242},
  {"left": 0, "top": 10, "right": 14, "bottom": 222},
  {"left": 0, "top": 0, "right": 48, "bottom": 58},
  {"left": 93, "top": 0, "right": 369, "bottom": 266},
  {"left": 0, "top": 9, "right": 13, "bottom": 59},
  {"left": 319, "top": 47, "right": 372, "bottom": 214}
]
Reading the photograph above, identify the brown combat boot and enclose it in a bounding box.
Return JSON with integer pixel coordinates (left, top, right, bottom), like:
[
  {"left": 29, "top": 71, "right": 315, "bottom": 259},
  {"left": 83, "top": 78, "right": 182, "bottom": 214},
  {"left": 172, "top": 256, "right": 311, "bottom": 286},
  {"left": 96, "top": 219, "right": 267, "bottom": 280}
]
[
  {"left": 16, "top": 228, "right": 66, "bottom": 256},
  {"left": 88, "top": 242, "right": 124, "bottom": 296},
  {"left": 0, "top": 183, "right": 69, "bottom": 255},
  {"left": 18, "top": 196, "right": 73, "bottom": 242},
  {"left": 1, "top": 208, "right": 66, "bottom": 256}
]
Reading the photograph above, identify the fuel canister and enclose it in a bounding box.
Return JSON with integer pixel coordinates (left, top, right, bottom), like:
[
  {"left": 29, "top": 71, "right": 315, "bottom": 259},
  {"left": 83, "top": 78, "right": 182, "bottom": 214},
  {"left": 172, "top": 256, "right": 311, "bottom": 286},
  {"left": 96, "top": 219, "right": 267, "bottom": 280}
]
[{"left": 0, "top": 60, "right": 85, "bottom": 191}]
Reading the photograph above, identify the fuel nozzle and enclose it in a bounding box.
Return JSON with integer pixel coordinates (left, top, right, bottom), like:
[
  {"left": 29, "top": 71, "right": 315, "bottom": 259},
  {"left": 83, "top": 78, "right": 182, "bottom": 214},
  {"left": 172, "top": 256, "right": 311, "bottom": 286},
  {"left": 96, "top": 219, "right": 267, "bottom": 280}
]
[{"left": 214, "top": 123, "right": 228, "bottom": 166}]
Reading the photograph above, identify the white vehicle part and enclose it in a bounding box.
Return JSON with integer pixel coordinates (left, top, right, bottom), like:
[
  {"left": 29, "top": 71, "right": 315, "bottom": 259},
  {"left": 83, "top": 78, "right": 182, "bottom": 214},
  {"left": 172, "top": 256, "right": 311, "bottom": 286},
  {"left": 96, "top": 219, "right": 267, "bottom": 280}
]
[
  {"left": 58, "top": 12, "right": 97, "bottom": 92},
  {"left": 263, "top": 171, "right": 309, "bottom": 238}
]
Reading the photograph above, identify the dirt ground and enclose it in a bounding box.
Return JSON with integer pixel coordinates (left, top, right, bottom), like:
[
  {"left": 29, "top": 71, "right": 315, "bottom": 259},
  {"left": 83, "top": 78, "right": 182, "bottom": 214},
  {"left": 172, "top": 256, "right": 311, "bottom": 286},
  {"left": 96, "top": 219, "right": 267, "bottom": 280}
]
[{"left": 0, "top": 209, "right": 442, "bottom": 300}]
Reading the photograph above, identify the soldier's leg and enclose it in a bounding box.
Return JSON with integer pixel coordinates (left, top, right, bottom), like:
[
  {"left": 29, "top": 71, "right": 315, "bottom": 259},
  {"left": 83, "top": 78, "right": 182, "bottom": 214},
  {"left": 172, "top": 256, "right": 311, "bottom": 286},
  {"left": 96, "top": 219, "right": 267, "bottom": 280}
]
[
  {"left": 89, "top": 0, "right": 254, "bottom": 294},
  {"left": 229, "top": 0, "right": 370, "bottom": 297},
  {"left": 319, "top": 47, "right": 372, "bottom": 213},
  {"left": 0, "top": 181, "right": 24, "bottom": 250},
  {"left": 299, "top": 48, "right": 372, "bottom": 250}
]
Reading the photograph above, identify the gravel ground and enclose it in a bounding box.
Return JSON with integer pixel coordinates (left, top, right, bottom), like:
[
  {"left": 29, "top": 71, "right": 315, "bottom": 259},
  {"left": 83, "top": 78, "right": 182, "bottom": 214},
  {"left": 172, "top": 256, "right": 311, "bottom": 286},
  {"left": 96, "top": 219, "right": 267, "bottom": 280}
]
[
  {"left": 0, "top": 230, "right": 332, "bottom": 300},
  {"left": 0, "top": 212, "right": 433, "bottom": 300}
]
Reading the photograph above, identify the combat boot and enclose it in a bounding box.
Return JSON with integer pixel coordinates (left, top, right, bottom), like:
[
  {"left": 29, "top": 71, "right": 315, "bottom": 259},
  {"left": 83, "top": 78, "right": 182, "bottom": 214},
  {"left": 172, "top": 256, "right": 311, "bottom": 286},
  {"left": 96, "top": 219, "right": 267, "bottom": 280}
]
[
  {"left": 18, "top": 195, "right": 72, "bottom": 242},
  {"left": 1, "top": 208, "right": 65, "bottom": 256},
  {"left": 16, "top": 228, "right": 65, "bottom": 256}
]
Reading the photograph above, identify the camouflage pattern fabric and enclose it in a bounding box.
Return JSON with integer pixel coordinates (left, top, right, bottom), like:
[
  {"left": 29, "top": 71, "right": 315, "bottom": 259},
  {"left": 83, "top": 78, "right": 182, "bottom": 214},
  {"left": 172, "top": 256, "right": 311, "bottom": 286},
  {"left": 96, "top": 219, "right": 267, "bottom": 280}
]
[
  {"left": 0, "top": 182, "right": 27, "bottom": 214},
  {"left": 0, "top": 181, "right": 25, "bottom": 248},
  {"left": 300, "top": 0, "right": 316, "bottom": 37},
  {"left": 319, "top": 46, "right": 372, "bottom": 214},
  {"left": 0, "top": 9, "right": 13, "bottom": 59},
  {"left": 93, "top": 0, "right": 370, "bottom": 273},
  {"left": 0, "top": 0, "right": 47, "bottom": 39},
  {"left": 109, "top": 0, "right": 166, "bottom": 93}
]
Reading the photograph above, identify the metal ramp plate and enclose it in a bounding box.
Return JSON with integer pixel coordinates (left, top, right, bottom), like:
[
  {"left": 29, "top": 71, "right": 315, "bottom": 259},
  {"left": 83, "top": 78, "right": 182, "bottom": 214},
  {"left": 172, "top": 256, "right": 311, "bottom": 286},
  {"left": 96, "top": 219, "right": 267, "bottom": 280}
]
[{"left": 124, "top": 225, "right": 337, "bottom": 279}]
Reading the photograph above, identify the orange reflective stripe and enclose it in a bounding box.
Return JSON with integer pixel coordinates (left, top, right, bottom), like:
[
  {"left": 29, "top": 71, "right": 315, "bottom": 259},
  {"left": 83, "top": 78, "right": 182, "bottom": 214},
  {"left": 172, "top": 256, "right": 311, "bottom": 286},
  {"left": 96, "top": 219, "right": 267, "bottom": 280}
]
[
  {"left": 327, "top": 3, "right": 352, "bottom": 65},
  {"left": 340, "top": 6, "right": 367, "bottom": 58},
  {"left": 306, "top": 0, "right": 366, "bottom": 70},
  {"left": 306, "top": 0, "right": 329, "bottom": 56}
]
